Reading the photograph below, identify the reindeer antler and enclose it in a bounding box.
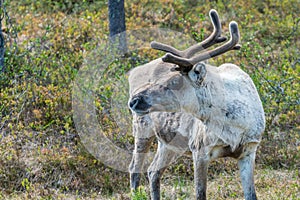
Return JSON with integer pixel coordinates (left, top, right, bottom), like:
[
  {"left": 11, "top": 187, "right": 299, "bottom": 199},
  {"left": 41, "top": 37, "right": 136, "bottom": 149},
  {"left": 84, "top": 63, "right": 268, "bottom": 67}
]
[
  {"left": 150, "top": 9, "right": 227, "bottom": 58},
  {"left": 162, "top": 21, "right": 241, "bottom": 72}
]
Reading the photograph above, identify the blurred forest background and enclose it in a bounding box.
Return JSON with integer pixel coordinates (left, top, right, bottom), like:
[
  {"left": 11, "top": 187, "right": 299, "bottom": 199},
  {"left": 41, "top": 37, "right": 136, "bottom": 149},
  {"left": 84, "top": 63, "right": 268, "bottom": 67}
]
[{"left": 0, "top": 0, "right": 299, "bottom": 199}]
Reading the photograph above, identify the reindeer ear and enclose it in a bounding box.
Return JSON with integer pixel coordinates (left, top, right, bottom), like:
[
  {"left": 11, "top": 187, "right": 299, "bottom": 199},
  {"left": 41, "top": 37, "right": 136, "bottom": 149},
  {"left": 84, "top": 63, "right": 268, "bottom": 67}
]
[{"left": 188, "top": 62, "right": 207, "bottom": 85}]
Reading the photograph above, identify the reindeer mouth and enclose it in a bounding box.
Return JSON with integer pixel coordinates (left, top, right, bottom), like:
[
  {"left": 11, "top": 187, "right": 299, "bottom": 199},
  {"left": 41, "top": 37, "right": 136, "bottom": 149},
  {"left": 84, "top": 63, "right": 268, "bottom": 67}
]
[{"left": 134, "top": 110, "right": 150, "bottom": 116}]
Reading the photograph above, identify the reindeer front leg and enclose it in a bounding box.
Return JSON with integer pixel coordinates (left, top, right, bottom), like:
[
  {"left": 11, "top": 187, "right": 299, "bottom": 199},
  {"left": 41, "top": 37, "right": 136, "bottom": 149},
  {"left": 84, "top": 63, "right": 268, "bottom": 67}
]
[
  {"left": 129, "top": 136, "right": 155, "bottom": 190},
  {"left": 148, "top": 141, "right": 178, "bottom": 200},
  {"left": 238, "top": 143, "right": 259, "bottom": 200},
  {"left": 192, "top": 150, "right": 209, "bottom": 200}
]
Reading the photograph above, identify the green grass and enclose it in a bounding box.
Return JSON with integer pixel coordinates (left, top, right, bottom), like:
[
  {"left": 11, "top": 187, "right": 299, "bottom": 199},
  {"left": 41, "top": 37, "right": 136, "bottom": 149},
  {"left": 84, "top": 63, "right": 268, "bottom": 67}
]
[{"left": 0, "top": 0, "right": 299, "bottom": 199}]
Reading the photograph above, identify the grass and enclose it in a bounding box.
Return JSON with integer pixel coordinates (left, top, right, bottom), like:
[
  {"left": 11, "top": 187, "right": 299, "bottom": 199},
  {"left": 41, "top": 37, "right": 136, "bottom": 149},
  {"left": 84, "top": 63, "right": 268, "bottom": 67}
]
[
  {"left": 160, "top": 168, "right": 299, "bottom": 200},
  {"left": 0, "top": 0, "right": 299, "bottom": 199},
  {"left": 3, "top": 167, "right": 298, "bottom": 199}
]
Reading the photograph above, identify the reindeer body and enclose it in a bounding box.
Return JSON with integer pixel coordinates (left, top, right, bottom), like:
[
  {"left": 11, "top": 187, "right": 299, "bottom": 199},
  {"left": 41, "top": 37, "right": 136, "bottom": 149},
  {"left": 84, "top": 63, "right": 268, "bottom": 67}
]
[
  {"left": 128, "top": 50, "right": 264, "bottom": 200},
  {"left": 128, "top": 10, "right": 265, "bottom": 200}
]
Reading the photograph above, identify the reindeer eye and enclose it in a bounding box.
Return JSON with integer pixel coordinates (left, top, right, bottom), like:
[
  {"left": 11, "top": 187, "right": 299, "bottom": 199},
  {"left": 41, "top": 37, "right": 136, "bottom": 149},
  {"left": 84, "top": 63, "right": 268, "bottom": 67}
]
[{"left": 167, "top": 75, "right": 183, "bottom": 90}]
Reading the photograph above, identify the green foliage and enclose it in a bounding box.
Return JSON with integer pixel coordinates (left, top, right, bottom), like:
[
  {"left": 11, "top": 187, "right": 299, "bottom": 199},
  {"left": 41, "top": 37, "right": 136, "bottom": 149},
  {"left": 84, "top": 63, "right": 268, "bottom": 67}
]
[
  {"left": 11, "top": 0, "right": 107, "bottom": 14},
  {"left": 131, "top": 186, "right": 148, "bottom": 200},
  {"left": 21, "top": 178, "right": 31, "bottom": 191},
  {"left": 0, "top": 0, "right": 299, "bottom": 199}
]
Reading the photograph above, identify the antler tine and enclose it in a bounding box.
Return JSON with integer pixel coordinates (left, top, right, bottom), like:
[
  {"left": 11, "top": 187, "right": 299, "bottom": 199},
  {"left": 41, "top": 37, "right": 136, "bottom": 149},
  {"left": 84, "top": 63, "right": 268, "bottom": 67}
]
[
  {"left": 150, "top": 9, "right": 227, "bottom": 58},
  {"left": 184, "top": 9, "right": 227, "bottom": 58},
  {"left": 163, "top": 21, "right": 241, "bottom": 72},
  {"left": 150, "top": 41, "right": 183, "bottom": 57}
]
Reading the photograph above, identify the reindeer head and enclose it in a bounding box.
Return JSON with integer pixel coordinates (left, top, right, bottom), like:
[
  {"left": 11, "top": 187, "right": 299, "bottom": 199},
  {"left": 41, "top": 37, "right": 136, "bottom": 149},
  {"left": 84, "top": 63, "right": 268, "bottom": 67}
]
[{"left": 128, "top": 10, "right": 241, "bottom": 116}]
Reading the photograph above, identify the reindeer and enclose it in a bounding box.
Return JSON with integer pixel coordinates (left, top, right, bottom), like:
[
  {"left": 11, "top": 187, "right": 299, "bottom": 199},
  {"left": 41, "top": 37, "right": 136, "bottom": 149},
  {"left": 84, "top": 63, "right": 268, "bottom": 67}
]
[
  {"left": 128, "top": 9, "right": 265, "bottom": 200},
  {"left": 129, "top": 9, "right": 226, "bottom": 198}
]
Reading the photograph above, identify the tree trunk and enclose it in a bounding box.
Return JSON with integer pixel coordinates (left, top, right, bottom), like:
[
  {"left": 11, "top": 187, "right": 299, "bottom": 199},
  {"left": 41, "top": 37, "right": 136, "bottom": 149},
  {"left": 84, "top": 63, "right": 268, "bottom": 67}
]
[{"left": 108, "top": 0, "right": 127, "bottom": 54}]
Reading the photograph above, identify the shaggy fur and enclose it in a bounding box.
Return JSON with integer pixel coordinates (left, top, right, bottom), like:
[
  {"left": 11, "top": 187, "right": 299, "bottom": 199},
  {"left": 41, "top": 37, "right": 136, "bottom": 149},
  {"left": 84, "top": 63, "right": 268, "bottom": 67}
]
[{"left": 128, "top": 59, "right": 265, "bottom": 200}]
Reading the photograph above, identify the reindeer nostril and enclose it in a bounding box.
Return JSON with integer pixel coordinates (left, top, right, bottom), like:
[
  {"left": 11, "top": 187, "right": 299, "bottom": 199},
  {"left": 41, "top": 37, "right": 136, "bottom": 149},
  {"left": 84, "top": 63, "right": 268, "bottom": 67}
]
[
  {"left": 129, "top": 95, "right": 151, "bottom": 113},
  {"left": 129, "top": 97, "right": 140, "bottom": 109}
]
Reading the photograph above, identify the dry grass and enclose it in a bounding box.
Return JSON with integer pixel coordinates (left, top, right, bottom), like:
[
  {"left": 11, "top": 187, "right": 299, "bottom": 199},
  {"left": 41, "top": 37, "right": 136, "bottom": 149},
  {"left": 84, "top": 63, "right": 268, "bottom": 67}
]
[{"left": 2, "top": 168, "right": 298, "bottom": 199}]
